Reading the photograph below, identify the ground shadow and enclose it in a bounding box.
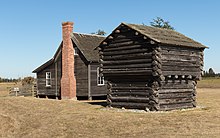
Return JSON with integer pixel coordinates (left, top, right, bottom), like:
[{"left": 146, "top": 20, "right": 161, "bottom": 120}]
[{"left": 87, "top": 101, "right": 107, "bottom": 107}]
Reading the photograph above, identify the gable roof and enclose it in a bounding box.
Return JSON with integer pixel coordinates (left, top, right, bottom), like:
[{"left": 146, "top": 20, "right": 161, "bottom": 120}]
[
  {"left": 104, "top": 23, "right": 207, "bottom": 49},
  {"left": 32, "top": 59, "right": 54, "bottom": 73},
  {"left": 33, "top": 33, "right": 105, "bottom": 73},
  {"left": 71, "top": 33, "right": 105, "bottom": 62}
]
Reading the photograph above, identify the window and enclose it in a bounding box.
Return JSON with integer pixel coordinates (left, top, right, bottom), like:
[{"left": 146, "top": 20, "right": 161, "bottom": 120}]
[
  {"left": 74, "top": 47, "right": 78, "bottom": 55},
  {"left": 46, "top": 72, "right": 51, "bottom": 87},
  {"left": 97, "top": 67, "right": 104, "bottom": 86}
]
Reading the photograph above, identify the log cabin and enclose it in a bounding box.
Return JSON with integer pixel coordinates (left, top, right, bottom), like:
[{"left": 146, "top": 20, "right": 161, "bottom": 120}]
[
  {"left": 98, "top": 23, "right": 208, "bottom": 111},
  {"left": 33, "top": 22, "right": 107, "bottom": 100}
]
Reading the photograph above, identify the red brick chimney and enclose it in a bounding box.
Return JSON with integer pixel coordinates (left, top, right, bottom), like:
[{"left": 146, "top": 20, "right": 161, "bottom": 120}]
[{"left": 61, "top": 21, "right": 76, "bottom": 100}]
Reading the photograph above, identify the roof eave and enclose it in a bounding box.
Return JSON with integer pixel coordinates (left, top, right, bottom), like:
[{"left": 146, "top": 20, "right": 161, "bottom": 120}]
[{"left": 32, "top": 58, "right": 54, "bottom": 73}]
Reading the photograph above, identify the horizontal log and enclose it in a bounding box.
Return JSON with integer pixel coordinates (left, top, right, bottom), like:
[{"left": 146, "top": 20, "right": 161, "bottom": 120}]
[
  {"left": 109, "top": 102, "right": 150, "bottom": 109},
  {"left": 105, "top": 75, "right": 153, "bottom": 81},
  {"left": 158, "top": 88, "right": 193, "bottom": 94},
  {"left": 159, "top": 102, "right": 194, "bottom": 111},
  {"left": 161, "top": 51, "right": 201, "bottom": 57},
  {"left": 111, "top": 82, "right": 148, "bottom": 86},
  {"left": 159, "top": 97, "right": 193, "bottom": 105},
  {"left": 102, "top": 63, "right": 152, "bottom": 70},
  {"left": 102, "top": 48, "right": 151, "bottom": 56},
  {"left": 162, "top": 60, "right": 200, "bottom": 66},
  {"left": 109, "top": 96, "right": 150, "bottom": 103},
  {"left": 161, "top": 46, "right": 201, "bottom": 54},
  {"left": 161, "top": 66, "right": 200, "bottom": 72},
  {"left": 162, "top": 71, "right": 200, "bottom": 77},
  {"left": 162, "top": 64, "right": 200, "bottom": 68},
  {"left": 111, "top": 86, "right": 152, "bottom": 90},
  {"left": 104, "top": 74, "right": 152, "bottom": 78},
  {"left": 110, "top": 92, "right": 150, "bottom": 97},
  {"left": 161, "top": 55, "right": 199, "bottom": 62},
  {"left": 161, "top": 83, "right": 194, "bottom": 89},
  {"left": 101, "top": 59, "right": 152, "bottom": 65},
  {"left": 108, "top": 40, "right": 136, "bottom": 47},
  {"left": 109, "top": 38, "right": 132, "bottom": 44},
  {"left": 104, "top": 43, "right": 149, "bottom": 52},
  {"left": 114, "top": 34, "right": 143, "bottom": 39},
  {"left": 159, "top": 93, "right": 193, "bottom": 99},
  {"left": 104, "top": 45, "right": 144, "bottom": 52},
  {"left": 103, "top": 53, "right": 152, "bottom": 61}
]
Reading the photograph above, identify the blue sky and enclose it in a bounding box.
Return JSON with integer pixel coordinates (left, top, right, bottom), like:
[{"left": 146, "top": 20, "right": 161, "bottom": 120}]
[{"left": 0, "top": 0, "right": 219, "bottom": 78}]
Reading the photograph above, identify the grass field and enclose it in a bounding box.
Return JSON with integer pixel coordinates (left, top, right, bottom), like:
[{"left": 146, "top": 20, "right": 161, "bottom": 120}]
[
  {"left": 0, "top": 82, "right": 17, "bottom": 97},
  {"left": 0, "top": 78, "right": 220, "bottom": 137},
  {"left": 197, "top": 77, "right": 220, "bottom": 88}
]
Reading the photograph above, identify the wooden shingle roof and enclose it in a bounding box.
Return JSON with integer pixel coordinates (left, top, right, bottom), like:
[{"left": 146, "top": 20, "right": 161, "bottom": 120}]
[
  {"left": 33, "top": 33, "right": 105, "bottom": 73},
  {"left": 72, "top": 33, "right": 105, "bottom": 62},
  {"left": 121, "top": 23, "right": 207, "bottom": 48}
]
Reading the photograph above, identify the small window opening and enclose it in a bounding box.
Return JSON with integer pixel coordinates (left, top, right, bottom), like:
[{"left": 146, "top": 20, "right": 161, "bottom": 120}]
[
  {"left": 46, "top": 72, "right": 51, "bottom": 87},
  {"left": 74, "top": 47, "right": 78, "bottom": 55},
  {"left": 97, "top": 67, "right": 104, "bottom": 86}
]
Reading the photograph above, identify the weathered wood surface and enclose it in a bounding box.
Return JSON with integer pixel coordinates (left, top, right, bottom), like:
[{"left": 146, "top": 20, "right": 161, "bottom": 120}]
[
  {"left": 90, "top": 64, "right": 108, "bottom": 96},
  {"left": 161, "top": 46, "right": 203, "bottom": 80},
  {"left": 100, "top": 25, "right": 202, "bottom": 111},
  {"left": 37, "top": 61, "right": 58, "bottom": 96},
  {"left": 74, "top": 55, "right": 88, "bottom": 96}
]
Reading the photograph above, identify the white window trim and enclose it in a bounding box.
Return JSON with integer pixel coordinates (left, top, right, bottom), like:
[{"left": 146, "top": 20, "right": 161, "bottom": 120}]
[
  {"left": 97, "top": 67, "right": 104, "bottom": 86},
  {"left": 46, "top": 72, "right": 52, "bottom": 87}
]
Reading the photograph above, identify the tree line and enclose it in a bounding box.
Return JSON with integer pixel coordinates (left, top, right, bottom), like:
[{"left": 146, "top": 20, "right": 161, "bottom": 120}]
[
  {"left": 203, "top": 68, "right": 220, "bottom": 77},
  {"left": 0, "top": 76, "right": 35, "bottom": 84},
  {"left": 0, "top": 77, "right": 20, "bottom": 83}
]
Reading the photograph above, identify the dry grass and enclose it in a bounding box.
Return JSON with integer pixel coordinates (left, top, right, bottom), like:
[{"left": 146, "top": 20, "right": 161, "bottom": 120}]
[
  {"left": 0, "top": 82, "right": 17, "bottom": 97},
  {"left": 0, "top": 81, "right": 220, "bottom": 137},
  {"left": 197, "top": 77, "right": 220, "bottom": 88}
]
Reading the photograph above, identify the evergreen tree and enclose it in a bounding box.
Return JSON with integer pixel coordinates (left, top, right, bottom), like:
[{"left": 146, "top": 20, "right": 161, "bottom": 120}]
[{"left": 149, "top": 17, "right": 174, "bottom": 30}]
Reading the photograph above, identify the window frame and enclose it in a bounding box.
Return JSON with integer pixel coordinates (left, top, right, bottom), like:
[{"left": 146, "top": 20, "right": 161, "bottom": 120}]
[
  {"left": 46, "top": 72, "right": 52, "bottom": 87},
  {"left": 74, "top": 47, "right": 78, "bottom": 55},
  {"left": 97, "top": 67, "right": 104, "bottom": 86}
]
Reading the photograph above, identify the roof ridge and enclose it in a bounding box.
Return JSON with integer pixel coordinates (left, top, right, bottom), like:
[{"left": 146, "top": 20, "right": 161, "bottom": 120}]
[
  {"left": 121, "top": 22, "right": 161, "bottom": 43},
  {"left": 121, "top": 22, "right": 207, "bottom": 48},
  {"left": 73, "top": 32, "right": 106, "bottom": 38}
]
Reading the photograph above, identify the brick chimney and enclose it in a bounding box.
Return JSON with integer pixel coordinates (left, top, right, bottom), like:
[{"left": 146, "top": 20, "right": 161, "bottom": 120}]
[{"left": 61, "top": 21, "right": 76, "bottom": 100}]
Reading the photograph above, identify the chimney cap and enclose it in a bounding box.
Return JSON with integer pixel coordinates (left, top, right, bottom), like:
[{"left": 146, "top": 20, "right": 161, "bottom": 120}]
[{"left": 62, "top": 21, "right": 74, "bottom": 26}]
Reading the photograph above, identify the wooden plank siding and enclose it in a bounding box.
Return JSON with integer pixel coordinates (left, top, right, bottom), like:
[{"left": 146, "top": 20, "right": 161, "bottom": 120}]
[
  {"left": 90, "top": 64, "right": 108, "bottom": 96},
  {"left": 74, "top": 54, "right": 88, "bottom": 97},
  {"left": 36, "top": 63, "right": 58, "bottom": 96},
  {"left": 74, "top": 53, "right": 108, "bottom": 97},
  {"left": 55, "top": 52, "right": 62, "bottom": 97}
]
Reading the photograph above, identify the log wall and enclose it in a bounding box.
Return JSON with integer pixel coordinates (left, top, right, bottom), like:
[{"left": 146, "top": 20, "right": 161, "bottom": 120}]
[
  {"left": 161, "top": 45, "right": 203, "bottom": 79},
  {"left": 100, "top": 25, "right": 204, "bottom": 111},
  {"left": 100, "top": 26, "right": 157, "bottom": 110},
  {"left": 158, "top": 77, "right": 196, "bottom": 110}
]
